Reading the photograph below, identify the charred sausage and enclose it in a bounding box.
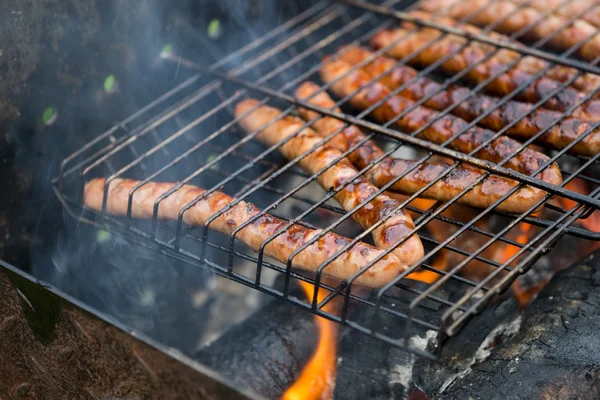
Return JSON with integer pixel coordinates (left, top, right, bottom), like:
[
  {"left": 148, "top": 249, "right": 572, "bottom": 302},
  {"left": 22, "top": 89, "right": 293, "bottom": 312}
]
[
  {"left": 235, "top": 99, "right": 425, "bottom": 268},
  {"left": 335, "top": 45, "right": 600, "bottom": 156},
  {"left": 83, "top": 178, "right": 405, "bottom": 288},
  {"left": 296, "top": 81, "right": 544, "bottom": 214},
  {"left": 370, "top": 27, "right": 600, "bottom": 121}
]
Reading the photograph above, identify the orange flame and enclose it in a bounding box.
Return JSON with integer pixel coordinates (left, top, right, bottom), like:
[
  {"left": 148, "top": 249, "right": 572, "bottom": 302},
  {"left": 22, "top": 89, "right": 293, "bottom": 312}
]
[
  {"left": 499, "top": 218, "right": 537, "bottom": 308},
  {"left": 395, "top": 196, "right": 444, "bottom": 284},
  {"left": 407, "top": 251, "right": 445, "bottom": 284},
  {"left": 505, "top": 176, "right": 600, "bottom": 307},
  {"left": 500, "top": 223, "right": 534, "bottom": 265},
  {"left": 512, "top": 278, "right": 549, "bottom": 309},
  {"left": 560, "top": 178, "right": 600, "bottom": 232},
  {"left": 282, "top": 281, "right": 338, "bottom": 400}
]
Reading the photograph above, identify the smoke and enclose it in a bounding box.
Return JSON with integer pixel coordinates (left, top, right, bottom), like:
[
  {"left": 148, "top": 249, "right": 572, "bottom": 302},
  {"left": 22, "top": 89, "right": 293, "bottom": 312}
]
[
  {"left": 12, "top": 0, "right": 391, "bottom": 357},
  {"left": 11, "top": 0, "right": 324, "bottom": 355}
]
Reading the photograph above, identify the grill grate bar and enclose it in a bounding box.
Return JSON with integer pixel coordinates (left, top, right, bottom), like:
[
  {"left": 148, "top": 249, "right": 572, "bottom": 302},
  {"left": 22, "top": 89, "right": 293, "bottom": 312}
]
[
  {"left": 58, "top": 189, "right": 460, "bottom": 340},
  {"left": 434, "top": 143, "right": 600, "bottom": 332},
  {"left": 200, "top": 65, "right": 600, "bottom": 210},
  {"left": 179, "top": 65, "right": 552, "bottom": 332},
  {"left": 57, "top": 1, "right": 333, "bottom": 188},
  {"left": 446, "top": 187, "right": 599, "bottom": 334},
  {"left": 204, "top": 139, "right": 600, "bottom": 238}
]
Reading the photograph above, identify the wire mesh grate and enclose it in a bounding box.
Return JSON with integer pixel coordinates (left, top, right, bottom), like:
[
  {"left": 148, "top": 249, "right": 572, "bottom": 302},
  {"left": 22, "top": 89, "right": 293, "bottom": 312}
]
[{"left": 54, "top": 0, "right": 600, "bottom": 359}]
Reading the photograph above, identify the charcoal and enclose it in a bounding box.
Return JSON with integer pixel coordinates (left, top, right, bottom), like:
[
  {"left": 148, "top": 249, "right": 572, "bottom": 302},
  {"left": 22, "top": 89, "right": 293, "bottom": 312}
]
[
  {"left": 334, "top": 280, "right": 451, "bottom": 400},
  {"left": 335, "top": 328, "right": 398, "bottom": 400},
  {"left": 416, "top": 250, "right": 600, "bottom": 400},
  {"left": 335, "top": 327, "right": 421, "bottom": 400},
  {"left": 412, "top": 290, "right": 520, "bottom": 395},
  {"left": 194, "top": 295, "right": 316, "bottom": 400}
]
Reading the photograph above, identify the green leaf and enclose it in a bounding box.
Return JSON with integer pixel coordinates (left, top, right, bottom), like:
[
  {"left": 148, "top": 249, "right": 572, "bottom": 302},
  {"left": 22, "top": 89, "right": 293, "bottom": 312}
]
[
  {"left": 42, "top": 107, "right": 57, "bottom": 125},
  {"left": 160, "top": 44, "right": 173, "bottom": 58},
  {"left": 104, "top": 74, "right": 116, "bottom": 93},
  {"left": 96, "top": 229, "right": 111, "bottom": 243},
  {"left": 206, "top": 153, "right": 220, "bottom": 170},
  {"left": 208, "top": 19, "right": 221, "bottom": 39}
]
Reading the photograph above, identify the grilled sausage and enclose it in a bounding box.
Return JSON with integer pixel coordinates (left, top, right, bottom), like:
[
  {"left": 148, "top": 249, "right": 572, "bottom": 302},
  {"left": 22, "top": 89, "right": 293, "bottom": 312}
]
[
  {"left": 235, "top": 99, "right": 425, "bottom": 268},
  {"left": 511, "top": 0, "right": 600, "bottom": 28},
  {"left": 319, "top": 57, "right": 563, "bottom": 194},
  {"left": 370, "top": 27, "right": 600, "bottom": 121},
  {"left": 335, "top": 45, "right": 600, "bottom": 156},
  {"left": 419, "top": 0, "right": 600, "bottom": 63},
  {"left": 385, "top": 194, "right": 510, "bottom": 283},
  {"left": 83, "top": 178, "right": 405, "bottom": 288},
  {"left": 296, "top": 81, "right": 542, "bottom": 214},
  {"left": 405, "top": 10, "right": 600, "bottom": 97}
]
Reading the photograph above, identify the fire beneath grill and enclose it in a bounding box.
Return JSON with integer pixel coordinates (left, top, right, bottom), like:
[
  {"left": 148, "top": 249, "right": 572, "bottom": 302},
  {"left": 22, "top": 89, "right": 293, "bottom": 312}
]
[
  {"left": 283, "top": 282, "right": 338, "bottom": 400},
  {"left": 508, "top": 181, "right": 600, "bottom": 308},
  {"left": 284, "top": 192, "right": 600, "bottom": 400},
  {"left": 560, "top": 179, "right": 600, "bottom": 233},
  {"left": 189, "top": 197, "right": 600, "bottom": 399}
]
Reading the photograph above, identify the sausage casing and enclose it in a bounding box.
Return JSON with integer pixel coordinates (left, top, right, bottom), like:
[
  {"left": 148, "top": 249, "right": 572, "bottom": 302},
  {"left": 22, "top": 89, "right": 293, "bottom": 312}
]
[
  {"left": 510, "top": 0, "right": 600, "bottom": 28},
  {"left": 370, "top": 27, "right": 600, "bottom": 121},
  {"left": 420, "top": 0, "right": 600, "bottom": 62},
  {"left": 296, "top": 81, "right": 541, "bottom": 214},
  {"left": 404, "top": 10, "right": 600, "bottom": 97},
  {"left": 335, "top": 45, "right": 600, "bottom": 156},
  {"left": 319, "top": 56, "right": 562, "bottom": 186},
  {"left": 235, "top": 99, "right": 425, "bottom": 268},
  {"left": 83, "top": 178, "right": 405, "bottom": 288}
]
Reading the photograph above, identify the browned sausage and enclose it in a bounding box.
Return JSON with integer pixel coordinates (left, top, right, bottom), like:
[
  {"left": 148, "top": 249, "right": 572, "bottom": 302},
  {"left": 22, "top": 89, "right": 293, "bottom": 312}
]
[
  {"left": 385, "top": 194, "right": 510, "bottom": 283},
  {"left": 511, "top": 0, "right": 600, "bottom": 28},
  {"left": 335, "top": 45, "right": 600, "bottom": 156},
  {"left": 319, "top": 57, "right": 563, "bottom": 204},
  {"left": 320, "top": 56, "right": 562, "bottom": 184},
  {"left": 405, "top": 10, "right": 600, "bottom": 97},
  {"left": 235, "top": 99, "right": 424, "bottom": 268},
  {"left": 370, "top": 27, "right": 600, "bottom": 121},
  {"left": 296, "top": 81, "right": 541, "bottom": 214},
  {"left": 83, "top": 178, "right": 405, "bottom": 288},
  {"left": 420, "top": 0, "right": 600, "bottom": 63}
]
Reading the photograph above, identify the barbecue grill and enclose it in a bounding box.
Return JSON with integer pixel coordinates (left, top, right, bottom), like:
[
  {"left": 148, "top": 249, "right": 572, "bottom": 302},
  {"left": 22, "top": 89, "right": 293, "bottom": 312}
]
[{"left": 52, "top": 0, "right": 600, "bottom": 363}]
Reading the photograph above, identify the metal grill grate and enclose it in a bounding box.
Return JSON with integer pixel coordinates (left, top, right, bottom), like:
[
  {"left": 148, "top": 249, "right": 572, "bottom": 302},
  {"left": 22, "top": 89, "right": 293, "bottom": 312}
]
[{"left": 53, "top": 0, "right": 600, "bottom": 359}]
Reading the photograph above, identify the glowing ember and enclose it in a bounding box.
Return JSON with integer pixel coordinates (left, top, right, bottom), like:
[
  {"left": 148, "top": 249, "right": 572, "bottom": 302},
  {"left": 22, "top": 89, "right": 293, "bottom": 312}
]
[
  {"left": 282, "top": 281, "right": 338, "bottom": 400},
  {"left": 407, "top": 251, "right": 445, "bottom": 284},
  {"left": 500, "top": 223, "right": 534, "bottom": 266},
  {"left": 499, "top": 219, "right": 536, "bottom": 307},
  {"left": 512, "top": 279, "right": 549, "bottom": 310},
  {"left": 504, "top": 176, "right": 600, "bottom": 307},
  {"left": 559, "top": 179, "right": 600, "bottom": 232}
]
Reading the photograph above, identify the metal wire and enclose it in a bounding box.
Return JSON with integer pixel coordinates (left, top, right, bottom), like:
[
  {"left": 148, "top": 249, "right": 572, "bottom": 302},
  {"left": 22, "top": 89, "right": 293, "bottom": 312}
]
[{"left": 53, "top": 0, "right": 600, "bottom": 359}]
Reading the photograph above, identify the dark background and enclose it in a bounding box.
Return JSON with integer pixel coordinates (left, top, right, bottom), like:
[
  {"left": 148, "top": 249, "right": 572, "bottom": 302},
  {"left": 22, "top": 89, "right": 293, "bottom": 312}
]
[{"left": 0, "top": 0, "right": 318, "bottom": 353}]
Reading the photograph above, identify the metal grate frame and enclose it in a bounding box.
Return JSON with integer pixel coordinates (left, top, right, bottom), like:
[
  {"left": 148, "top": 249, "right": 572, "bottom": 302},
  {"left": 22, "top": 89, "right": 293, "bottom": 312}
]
[{"left": 53, "top": 0, "right": 600, "bottom": 359}]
